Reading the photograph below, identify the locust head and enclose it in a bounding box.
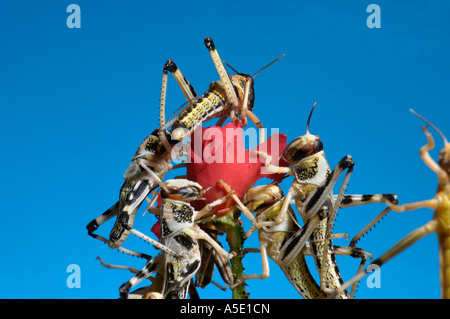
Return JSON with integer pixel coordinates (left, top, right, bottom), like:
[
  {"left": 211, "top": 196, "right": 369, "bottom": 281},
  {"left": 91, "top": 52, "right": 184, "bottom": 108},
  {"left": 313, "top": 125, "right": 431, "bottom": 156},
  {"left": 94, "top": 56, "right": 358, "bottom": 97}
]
[
  {"left": 230, "top": 74, "right": 255, "bottom": 111},
  {"left": 161, "top": 179, "right": 206, "bottom": 202},
  {"left": 281, "top": 103, "right": 329, "bottom": 183},
  {"left": 243, "top": 184, "right": 283, "bottom": 213},
  {"left": 281, "top": 102, "right": 324, "bottom": 165},
  {"left": 224, "top": 53, "right": 285, "bottom": 113}
]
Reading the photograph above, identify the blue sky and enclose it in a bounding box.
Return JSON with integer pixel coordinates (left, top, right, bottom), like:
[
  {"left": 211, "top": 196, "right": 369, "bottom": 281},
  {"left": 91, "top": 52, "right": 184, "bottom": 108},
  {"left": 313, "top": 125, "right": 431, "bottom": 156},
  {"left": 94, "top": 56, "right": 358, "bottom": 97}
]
[{"left": 1, "top": 1, "right": 449, "bottom": 299}]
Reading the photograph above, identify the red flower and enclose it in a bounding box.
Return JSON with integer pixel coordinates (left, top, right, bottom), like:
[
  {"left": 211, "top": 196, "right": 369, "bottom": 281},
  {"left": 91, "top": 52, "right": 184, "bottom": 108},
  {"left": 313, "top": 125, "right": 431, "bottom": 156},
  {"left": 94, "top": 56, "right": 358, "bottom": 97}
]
[
  {"left": 150, "top": 120, "right": 288, "bottom": 238},
  {"left": 186, "top": 120, "right": 288, "bottom": 214}
]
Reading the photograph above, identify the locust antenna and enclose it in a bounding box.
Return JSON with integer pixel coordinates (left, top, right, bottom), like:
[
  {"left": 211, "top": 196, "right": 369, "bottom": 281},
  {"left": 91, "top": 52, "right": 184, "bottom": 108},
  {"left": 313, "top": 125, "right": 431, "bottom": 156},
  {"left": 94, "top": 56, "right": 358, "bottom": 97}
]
[
  {"left": 252, "top": 53, "right": 286, "bottom": 78},
  {"left": 410, "top": 108, "right": 448, "bottom": 145},
  {"left": 223, "top": 61, "right": 240, "bottom": 75},
  {"left": 306, "top": 102, "right": 317, "bottom": 134}
]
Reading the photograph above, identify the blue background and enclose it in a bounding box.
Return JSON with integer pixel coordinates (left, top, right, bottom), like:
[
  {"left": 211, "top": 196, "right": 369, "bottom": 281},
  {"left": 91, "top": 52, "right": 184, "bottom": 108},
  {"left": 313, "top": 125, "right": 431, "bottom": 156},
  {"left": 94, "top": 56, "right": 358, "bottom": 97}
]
[{"left": 1, "top": 1, "right": 448, "bottom": 299}]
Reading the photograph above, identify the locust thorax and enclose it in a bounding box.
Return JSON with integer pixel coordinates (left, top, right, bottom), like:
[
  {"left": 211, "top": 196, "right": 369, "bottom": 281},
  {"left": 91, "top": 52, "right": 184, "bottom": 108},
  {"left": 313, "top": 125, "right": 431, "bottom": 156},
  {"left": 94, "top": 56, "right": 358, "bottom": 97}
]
[
  {"left": 230, "top": 74, "right": 255, "bottom": 111},
  {"left": 161, "top": 179, "right": 204, "bottom": 202}
]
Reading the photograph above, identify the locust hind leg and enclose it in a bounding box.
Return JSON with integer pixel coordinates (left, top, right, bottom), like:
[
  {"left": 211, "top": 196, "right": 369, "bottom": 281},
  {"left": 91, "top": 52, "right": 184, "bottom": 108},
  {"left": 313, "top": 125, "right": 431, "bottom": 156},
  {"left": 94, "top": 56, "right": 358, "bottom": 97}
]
[
  {"left": 109, "top": 178, "right": 152, "bottom": 248},
  {"left": 89, "top": 231, "right": 151, "bottom": 260},
  {"left": 87, "top": 202, "right": 119, "bottom": 237},
  {"left": 333, "top": 219, "right": 438, "bottom": 298},
  {"left": 159, "top": 59, "right": 199, "bottom": 151},
  {"left": 204, "top": 37, "right": 239, "bottom": 111},
  {"left": 119, "top": 254, "right": 163, "bottom": 299},
  {"left": 87, "top": 201, "right": 151, "bottom": 259},
  {"left": 329, "top": 245, "right": 373, "bottom": 298},
  {"left": 337, "top": 194, "right": 399, "bottom": 247}
]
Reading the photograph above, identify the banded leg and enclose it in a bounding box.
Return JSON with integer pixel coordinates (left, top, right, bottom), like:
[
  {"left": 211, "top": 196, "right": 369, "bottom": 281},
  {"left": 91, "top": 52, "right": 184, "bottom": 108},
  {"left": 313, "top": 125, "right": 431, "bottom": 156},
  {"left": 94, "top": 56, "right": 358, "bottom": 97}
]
[
  {"left": 327, "top": 245, "right": 373, "bottom": 298},
  {"left": 86, "top": 203, "right": 151, "bottom": 259},
  {"left": 163, "top": 59, "right": 198, "bottom": 107},
  {"left": 109, "top": 178, "right": 152, "bottom": 248},
  {"left": 337, "top": 194, "right": 398, "bottom": 246},
  {"left": 97, "top": 256, "right": 165, "bottom": 299},
  {"left": 129, "top": 228, "right": 180, "bottom": 257},
  {"left": 88, "top": 231, "right": 151, "bottom": 260},
  {"left": 204, "top": 37, "right": 239, "bottom": 113},
  {"left": 87, "top": 202, "right": 119, "bottom": 237},
  {"left": 159, "top": 59, "right": 198, "bottom": 150},
  {"left": 119, "top": 254, "right": 164, "bottom": 298}
]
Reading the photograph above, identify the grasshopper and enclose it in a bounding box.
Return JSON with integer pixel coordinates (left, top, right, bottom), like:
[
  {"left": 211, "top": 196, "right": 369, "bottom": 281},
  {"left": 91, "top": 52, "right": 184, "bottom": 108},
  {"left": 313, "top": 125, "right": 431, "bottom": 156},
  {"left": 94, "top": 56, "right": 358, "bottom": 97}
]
[
  {"left": 336, "top": 109, "right": 450, "bottom": 299},
  {"left": 253, "top": 103, "right": 397, "bottom": 297},
  {"left": 168, "top": 37, "right": 284, "bottom": 142},
  {"left": 86, "top": 56, "right": 190, "bottom": 250},
  {"left": 86, "top": 128, "right": 176, "bottom": 251},
  {"left": 220, "top": 181, "right": 326, "bottom": 298},
  {"left": 118, "top": 179, "right": 235, "bottom": 299}
]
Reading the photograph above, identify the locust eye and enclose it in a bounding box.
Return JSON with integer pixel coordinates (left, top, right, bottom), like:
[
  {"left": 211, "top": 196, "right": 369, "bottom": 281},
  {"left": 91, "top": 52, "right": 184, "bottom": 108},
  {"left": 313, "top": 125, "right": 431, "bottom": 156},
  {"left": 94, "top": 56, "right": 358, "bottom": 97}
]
[
  {"left": 177, "top": 186, "right": 202, "bottom": 199},
  {"left": 282, "top": 136, "right": 323, "bottom": 164},
  {"left": 162, "top": 185, "right": 202, "bottom": 201}
]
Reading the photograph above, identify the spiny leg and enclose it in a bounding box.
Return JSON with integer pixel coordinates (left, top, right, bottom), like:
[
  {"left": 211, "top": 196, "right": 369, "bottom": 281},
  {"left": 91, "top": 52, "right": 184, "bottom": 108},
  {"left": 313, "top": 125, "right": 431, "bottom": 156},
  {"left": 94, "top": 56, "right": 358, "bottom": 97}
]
[
  {"left": 159, "top": 59, "right": 198, "bottom": 151},
  {"left": 330, "top": 245, "right": 373, "bottom": 298},
  {"left": 279, "top": 213, "right": 321, "bottom": 266},
  {"left": 334, "top": 219, "right": 438, "bottom": 297},
  {"left": 86, "top": 202, "right": 152, "bottom": 259},
  {"left": 204, "top": 37, "right": 239, "bottom": 109},
  {"left": 119, "top": 254, "right": 163, "bottom": 298},
  {"left": 319, "top": 157, "right": 355, "bottom": 286},
  {"left": 129, "top": 228, "right": 179, "bottom": 257},
  {"left": 88, "top": 232, "right": 151, "bottom": 260},
  {"left": 163, "top": 59, "right": 198, "bottom": 106},
  {"left": 338, "top": 194, "right": 399, "bottom": 246}
]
